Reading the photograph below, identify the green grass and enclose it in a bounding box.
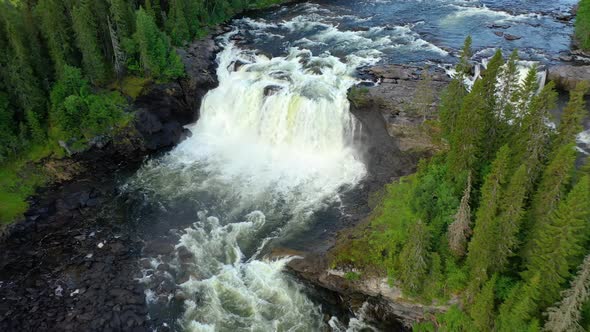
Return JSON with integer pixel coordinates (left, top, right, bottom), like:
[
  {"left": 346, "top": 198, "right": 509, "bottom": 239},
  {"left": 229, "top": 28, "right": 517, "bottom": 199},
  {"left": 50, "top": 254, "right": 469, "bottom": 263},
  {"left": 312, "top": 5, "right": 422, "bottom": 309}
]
[
  {"left": 576, "top": 0, "right": 590, "bottom": 50},
  {"left": 109, "top": 76, "right": 151, "bottom": 99},
  {"left": 0, "top": 157, "right": 48, "bottom": 225}
]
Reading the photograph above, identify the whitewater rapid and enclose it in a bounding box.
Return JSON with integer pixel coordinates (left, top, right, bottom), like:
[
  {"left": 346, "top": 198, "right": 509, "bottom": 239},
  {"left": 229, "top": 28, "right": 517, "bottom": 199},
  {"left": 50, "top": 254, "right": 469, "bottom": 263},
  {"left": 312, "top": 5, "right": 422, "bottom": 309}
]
[{"left": 126, "top": 37, "right": 371, "bottom": 330}]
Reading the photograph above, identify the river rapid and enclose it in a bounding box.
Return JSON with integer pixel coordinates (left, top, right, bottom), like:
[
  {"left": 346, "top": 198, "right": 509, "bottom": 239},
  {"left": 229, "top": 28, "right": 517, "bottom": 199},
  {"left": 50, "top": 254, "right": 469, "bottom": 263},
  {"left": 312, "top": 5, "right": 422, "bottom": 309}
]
[{"left": 121, "top": 0, "right": 583, "bottom": 331}]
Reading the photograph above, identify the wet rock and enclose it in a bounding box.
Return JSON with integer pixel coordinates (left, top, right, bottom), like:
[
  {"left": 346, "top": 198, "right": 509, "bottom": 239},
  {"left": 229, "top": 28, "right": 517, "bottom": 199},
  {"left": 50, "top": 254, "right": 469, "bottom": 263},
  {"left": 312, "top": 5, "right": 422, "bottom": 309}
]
[
  {"left": 144, "top": 240, "right": 174, "bottom": 256},
  {"left": 263, "top": 85, "right": 283, "bottom": 96},
  {"left": 488, "top": 23, "right": 510, "bottom": 29},
  {"left": 494, "top": 31, "right": 504, "bottom": 37},
  {"left": 504, "top": 34, "right": 522, "bottom": 41},
  {"left": 548, "top": 65, "right": 590, "bottom": 91},
  {"left": 177, "top": 246, "right": 194, "bottom": 263}
]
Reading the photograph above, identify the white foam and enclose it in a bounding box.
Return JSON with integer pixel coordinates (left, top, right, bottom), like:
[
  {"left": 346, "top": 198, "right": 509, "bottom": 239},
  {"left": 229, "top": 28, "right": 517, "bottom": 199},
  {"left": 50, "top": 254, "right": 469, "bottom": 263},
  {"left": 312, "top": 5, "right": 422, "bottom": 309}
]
[{"left": 577, "top": 129, "right": 590, "bottom": 155}]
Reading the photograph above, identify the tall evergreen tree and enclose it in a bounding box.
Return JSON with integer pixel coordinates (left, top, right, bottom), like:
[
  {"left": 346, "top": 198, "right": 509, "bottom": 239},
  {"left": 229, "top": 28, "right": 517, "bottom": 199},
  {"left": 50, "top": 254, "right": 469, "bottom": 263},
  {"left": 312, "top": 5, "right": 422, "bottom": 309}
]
[
  {"left": 466, "top": 145, "right": 511, "bottom": 292},
  {"left": 398, "top": 220, "right": 431, "bottom": 295},
  {"left": 135, "top": 7, "right": 168, "bottom": 77},
  {"left": 497, "top": 274, "right": 542, "bottom": 332},
  {"left": 514, "top": 81, "right": 557, "bottom": 186},
  {"left": 479, "top": 50, "right": 505, "bottom": 161},
  {"left": 551, "top": 81, "right": 590, "bottom": 156},
  {"left": 35, "top": 0, "right": 75, "bottom": 76},
  {"left": 447, "top": 79, "right": 487, "bottom": 175},
  {"left": 470, "top": 274, "right": 497, "bottom": 331},
  {"left": 167, "top": 0, "right": 191, "bottom": 46},
  {"left": 523, "top": 143, "right": 577, "bottom": 264},
  {"left": 524, "top": 176, "right": 590, "bottom": 308},
  {"left": 494, "top": 164, "right": 528, "bottom": 272},
  {"left": 72, "top": 0, "right": 107, "bottom": 84},
  {"left": 544, "top": 254, "right": 590, "bottom": 332},
  {"left": 1, "top": 3, "right": 46, "bottom": 132}
]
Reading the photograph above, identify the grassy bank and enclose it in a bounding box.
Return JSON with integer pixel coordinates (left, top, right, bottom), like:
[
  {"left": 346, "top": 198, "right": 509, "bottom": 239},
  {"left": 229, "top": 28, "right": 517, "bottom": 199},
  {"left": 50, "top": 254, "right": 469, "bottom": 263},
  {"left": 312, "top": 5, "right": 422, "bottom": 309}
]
[{"left": 576, "top": 0, "right": 590, "bottom": 50}]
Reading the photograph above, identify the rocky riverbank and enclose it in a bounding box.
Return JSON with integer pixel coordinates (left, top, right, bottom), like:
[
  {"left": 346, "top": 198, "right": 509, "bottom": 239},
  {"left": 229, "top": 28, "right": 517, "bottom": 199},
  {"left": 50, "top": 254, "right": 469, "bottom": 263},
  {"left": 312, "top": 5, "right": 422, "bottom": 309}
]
[{"left": 0, "top": 35, "right": 219, "bottom": 331}]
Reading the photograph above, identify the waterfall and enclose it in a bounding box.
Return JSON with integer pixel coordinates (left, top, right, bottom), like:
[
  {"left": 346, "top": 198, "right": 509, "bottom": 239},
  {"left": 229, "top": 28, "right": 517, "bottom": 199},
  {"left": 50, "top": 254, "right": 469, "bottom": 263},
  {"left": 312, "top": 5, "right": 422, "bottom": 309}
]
[{"left": 127, "top": 41, "right": 368, "bottom": 331}]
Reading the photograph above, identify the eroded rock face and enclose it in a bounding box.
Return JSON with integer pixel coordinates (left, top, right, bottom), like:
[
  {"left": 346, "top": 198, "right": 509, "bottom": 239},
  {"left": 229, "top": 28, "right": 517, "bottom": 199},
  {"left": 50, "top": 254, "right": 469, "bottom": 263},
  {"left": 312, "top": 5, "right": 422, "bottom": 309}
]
[
  {"left": 272, "top": 249, "right": 450, "bottom": 328},
  {"left": 548, "top": 65, "right": 590, "bottom": 91}
]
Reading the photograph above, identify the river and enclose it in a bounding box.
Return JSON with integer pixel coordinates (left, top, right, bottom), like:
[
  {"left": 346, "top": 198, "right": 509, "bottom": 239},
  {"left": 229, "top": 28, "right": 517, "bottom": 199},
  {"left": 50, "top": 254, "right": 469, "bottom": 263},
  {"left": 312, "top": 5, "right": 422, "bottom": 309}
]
[{"left": 121, "top": 0, "right": 582, "bottom": 331}]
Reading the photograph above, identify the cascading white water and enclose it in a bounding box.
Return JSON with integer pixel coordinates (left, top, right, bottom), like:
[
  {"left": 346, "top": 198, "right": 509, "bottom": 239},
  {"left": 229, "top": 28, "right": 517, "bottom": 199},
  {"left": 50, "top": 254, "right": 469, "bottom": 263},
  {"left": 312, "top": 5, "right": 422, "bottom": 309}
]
[{"left": 128, "top": 40, "right": 370, "bottom": 331}]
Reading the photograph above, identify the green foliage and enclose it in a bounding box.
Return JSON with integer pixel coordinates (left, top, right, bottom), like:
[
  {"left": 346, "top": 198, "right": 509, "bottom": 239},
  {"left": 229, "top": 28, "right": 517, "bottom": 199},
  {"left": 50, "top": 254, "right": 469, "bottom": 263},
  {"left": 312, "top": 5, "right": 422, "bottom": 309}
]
[
  {"left": 50, "top": 66, "right": 126, "bottom": 140},
  {"left": 398, "top": 220, "right": 431, "bottom": 295},
  {"left": 72, "top": 0, "right": 107, "bottom": 83},
  {"left": 331, "top": 46, "right": 590, "bottom": 331},
  {"left": 134, "top": 7, "right": 185, "bottom": 80},
  {"left": 576, "top": 0, "right": 590, "bottom": 50},
  {"left": 344, "top": 271, "right": 361, "bottom": 282},
  {"left": 466, "top": 145, "right": 511, "bottom": 291},
  {"left": 469, "top": 274, "right": 497, "bottom": 331}
]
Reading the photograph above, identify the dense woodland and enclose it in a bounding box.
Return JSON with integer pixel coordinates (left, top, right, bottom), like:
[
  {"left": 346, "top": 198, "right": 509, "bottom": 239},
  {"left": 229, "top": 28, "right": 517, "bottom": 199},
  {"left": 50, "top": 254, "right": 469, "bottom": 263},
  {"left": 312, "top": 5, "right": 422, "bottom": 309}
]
[
  {"left": 0, "top": 0, "right": 279, "bottom": 222},
  {"left": 334, "top": 37, "right": 590, "bottom": 331}
]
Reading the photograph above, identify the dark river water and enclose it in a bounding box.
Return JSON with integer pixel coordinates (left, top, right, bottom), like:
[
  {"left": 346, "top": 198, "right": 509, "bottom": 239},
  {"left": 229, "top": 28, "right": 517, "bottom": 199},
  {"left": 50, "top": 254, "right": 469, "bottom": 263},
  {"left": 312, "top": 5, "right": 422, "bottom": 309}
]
[{"left": 121, "top": 1, "right": 587, "bottom": 331}]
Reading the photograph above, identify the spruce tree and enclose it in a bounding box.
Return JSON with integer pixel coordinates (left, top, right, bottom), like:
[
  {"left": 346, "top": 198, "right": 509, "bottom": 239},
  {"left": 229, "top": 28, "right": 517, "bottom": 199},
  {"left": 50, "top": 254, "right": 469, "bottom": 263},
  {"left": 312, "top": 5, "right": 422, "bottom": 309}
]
[
  {"left": 480, "top": 50, "right": 505, "bottom": 161},
  {"left": 439, "top": 78, "right": 466, "bottom": 139},
  {"left": 544, "top": 254, "right": 590, "bottom": 332},
  {"left": 494, "top": 164, "right": 528, "bottom": 272},
  {"left": 109, "top": 0, "right": 135, "bottom": 40},
  {"left": 524, "top": 176, "right": 590, "bottom": 308},
  {"left": 35, "top": 0, "right": 75, "bottom": 76},
  {"left": 551, "top": 81, "right": 590, "bottom": 156},
  {"left": 398, "top": 220, "right": 431, "bottom": 295},
  {"left": 447, "top": 172, "right": 472, "bottom": 258},
  {"left": 523, "top": 143, "right": 577, "bottom": 264},
  {"left": 72, "top": 0, "right": 107, "bottom": 84},
  {"left": 497, "top": 274, "right": 542, "bottom": 332},
  {"left": 466, "top": 145, "right": 511, "bottom": 292},
  {"left": 447, "top": 79, "right": 487, "bottom": 175},
  {"left": 457, "top": 35, "right": 472, "bottom": 76},
  {"left": 134, "top": 7, "right": 169, "bottom": 78},
  {"left": 167, "top": 0, "right": 191, "bottom": 46},
  {"left": 497, "top": 50, "right": 520, "bottom": 133},
  {"left": 470, "top": 274, "right": 497, "bottom": 331},
  {"left": 514, "top": 81, "right": 558, "bottom": 187},
  {"left": 1, "top": 3, "right": 46, "bottom": 123}
]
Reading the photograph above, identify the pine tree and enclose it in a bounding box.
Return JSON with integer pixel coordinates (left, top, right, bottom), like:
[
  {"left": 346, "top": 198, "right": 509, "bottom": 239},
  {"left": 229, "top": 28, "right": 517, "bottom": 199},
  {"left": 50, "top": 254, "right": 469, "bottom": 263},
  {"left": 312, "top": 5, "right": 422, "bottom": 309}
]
[
  {"left": 35, "top": 0, "right": 75, "bottom": 76},
  {"left": 494, "top": 164, "right": 528, "bottom": 272},
  {"left": 448, "top": 172, "right": 472, "bottom": 258},
  {"left": 523, "top": 143, "right": 577, "bottom": 264},
  {"left": 524, "top": 176, "right": 590, "bottom": 308},
  {"left": 466, "top": 145, "right": 511, "bottom": 291},
  {"left": 398, "top": 220, "right": 431, "bottom": 295},
  {"left": 544, "top": 254, "right": 590, "bottom": 332},
  {"left": 72, "top": 0, "right": 107, "bottom": 84},
  {"left": 167, "top": 0, "right": 191, "bottom": 46},
  {"left": 470, "top": 274, "right": 497, "bottom": 331}
]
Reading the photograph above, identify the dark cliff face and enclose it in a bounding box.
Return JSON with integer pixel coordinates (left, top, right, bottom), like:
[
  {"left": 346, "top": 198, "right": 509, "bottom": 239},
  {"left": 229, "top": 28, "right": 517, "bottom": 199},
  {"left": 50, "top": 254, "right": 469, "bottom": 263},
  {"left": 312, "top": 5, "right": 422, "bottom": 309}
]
[{"left": 0, "top": 36, "right": 219, "bottom": 332}]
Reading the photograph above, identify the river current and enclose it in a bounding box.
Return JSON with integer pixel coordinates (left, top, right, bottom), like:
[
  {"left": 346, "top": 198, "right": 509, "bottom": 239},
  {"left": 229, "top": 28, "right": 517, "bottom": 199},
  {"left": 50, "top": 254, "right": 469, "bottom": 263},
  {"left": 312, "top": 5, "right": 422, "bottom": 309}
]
[{"left": 122, "top": 0, "right": 585, "bottom": 331}]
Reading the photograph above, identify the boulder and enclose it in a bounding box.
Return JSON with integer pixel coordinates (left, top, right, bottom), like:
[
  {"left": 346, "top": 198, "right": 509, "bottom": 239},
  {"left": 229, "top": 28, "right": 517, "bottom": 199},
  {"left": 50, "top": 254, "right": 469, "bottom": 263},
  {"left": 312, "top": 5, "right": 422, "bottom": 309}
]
[{"left": 548, "top": 65, "right": 590, "bottom": 91}]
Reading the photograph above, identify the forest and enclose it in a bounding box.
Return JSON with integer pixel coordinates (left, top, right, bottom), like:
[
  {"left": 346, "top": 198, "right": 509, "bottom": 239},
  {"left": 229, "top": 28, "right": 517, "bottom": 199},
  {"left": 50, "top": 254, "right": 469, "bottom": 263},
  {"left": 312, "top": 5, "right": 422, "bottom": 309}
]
[
  {"left": 333, "top": 36, "right": 590, "bottom": 331},
  {"left": 0, "top": 0, "right": 280, "bottom": 223}
]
